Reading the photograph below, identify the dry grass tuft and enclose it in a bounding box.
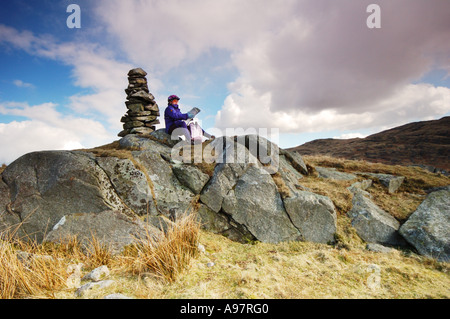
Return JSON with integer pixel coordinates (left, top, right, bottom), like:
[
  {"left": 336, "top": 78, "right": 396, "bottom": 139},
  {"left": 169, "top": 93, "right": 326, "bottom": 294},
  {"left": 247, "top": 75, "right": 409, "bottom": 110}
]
[
  {"left": 124, "top": 213, "right": 201, "bottom": 283},
  {"left": 39, "top": 235, "right": 85, "bottom": 261},
  {"left": 0, "top": 213, "right": 202, "bottom": 298},
  {"left": 84, "top": 236, "right": 114, "bottom": 269},
  {"left": 76, "top": 140, "right": 138, "bottom": 160},
  {"left": 271, "top": 172, "right": 292, "bottom": 199},
  {"left": 298, "top": 177, "right": 354, "bottom": 215},
  {"left": 0, "top": 236, "right": 68, "bottom": 299}
]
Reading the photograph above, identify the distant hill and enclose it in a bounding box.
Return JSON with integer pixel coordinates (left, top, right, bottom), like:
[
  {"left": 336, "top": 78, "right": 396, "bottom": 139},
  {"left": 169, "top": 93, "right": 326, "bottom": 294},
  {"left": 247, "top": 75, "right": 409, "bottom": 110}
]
[{"left": 288, "top": 116, "right": 450, "bottom": 173}]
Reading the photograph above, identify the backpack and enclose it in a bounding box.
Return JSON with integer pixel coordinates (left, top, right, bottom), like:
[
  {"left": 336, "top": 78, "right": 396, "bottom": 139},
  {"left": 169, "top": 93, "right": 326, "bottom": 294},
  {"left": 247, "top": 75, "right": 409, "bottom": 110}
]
[{"left": 188, "top": 118, "right": 203, "bottom": 143}]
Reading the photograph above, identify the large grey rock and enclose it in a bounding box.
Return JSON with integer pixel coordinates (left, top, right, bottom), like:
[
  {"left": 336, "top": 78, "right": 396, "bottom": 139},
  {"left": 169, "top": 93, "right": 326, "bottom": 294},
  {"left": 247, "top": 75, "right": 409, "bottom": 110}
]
[
  {"left": 222, "top": 165, "right": 302, "bottom": 243},
  {"left": 236, "top": 135, "right": 280, "bottom": 174},
  {"left": 196, "top": 204, "right": 255, "bottom": 243},
  {"left": 0, "top": 151, "right": 131, "bottom": 242},
  {"left": 149, "top": 128, "right": 182, "bottom": 147},
  {"left": 131, "top": 148, "right": 196, "bottom": 218},
  {"left": 199, "top": 137, "right": 339, "bottom": 244},
  {"left": 0, "top": 133, "right": 346, "bottom": 248},
  {"left": 119, "top": 134, "right": 172, "bottom": 159},
  {"left": 279, "top": 149, "right": 309, "bottom": 176},
  {"left": 0, "top": 177, "right": 20, "bottom": 235},
  {"left": 348, "top": 192, "right": 407, "bottom": 246},
  {"left": 200, "top": 162, "right": 248, "bottom": 213},
  {"left": 358, "top": 173, "right": 405, "bottom": 193},
  {"left": 172, "top": 164, "right": 210, "bottom": 194},
  {"left": 96, "top": 157, "right": 156, "bottom": 215},
  {"left": 347, "top": 179, "right": 373, "bottom": 194},
  {"left": 44, "top": 210, "right": 161, "bottom": 254},
  {"left": 200, "top": 137, "right": 258, "bottom": 213},
  {"left": 399, "top": 189, "right": 450, "bottom": 262},
  {"left": 283, "top": 191, "right": 337, "bottom": 244},
  {"left": 316, "top": 167, "right": 357, "bottom": 181},
  {"left": 121, "top": 133, "right": 197, "bottom": 218}
]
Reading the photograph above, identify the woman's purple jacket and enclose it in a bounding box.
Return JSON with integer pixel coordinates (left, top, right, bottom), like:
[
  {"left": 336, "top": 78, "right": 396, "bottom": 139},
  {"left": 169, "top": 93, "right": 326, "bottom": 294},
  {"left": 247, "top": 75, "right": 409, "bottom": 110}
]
[{"left": 164, "top": 104, "right": 188, "bottom": 133}]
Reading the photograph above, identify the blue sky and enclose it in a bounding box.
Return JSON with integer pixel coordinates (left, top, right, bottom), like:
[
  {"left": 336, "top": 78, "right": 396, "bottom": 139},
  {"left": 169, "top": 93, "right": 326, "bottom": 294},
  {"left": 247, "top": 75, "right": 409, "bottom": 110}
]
[{"left": 1, "top": 0, "right": 450, "bottom": 164}]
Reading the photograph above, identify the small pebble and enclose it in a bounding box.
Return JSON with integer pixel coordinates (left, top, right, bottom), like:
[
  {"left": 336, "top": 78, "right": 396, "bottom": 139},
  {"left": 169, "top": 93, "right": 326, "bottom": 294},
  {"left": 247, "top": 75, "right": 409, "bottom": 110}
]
[
  {"left": 198, "top": 244, "right": 206, "bottom": 254},
  {"left": 82, "top": 265, "right": 110, "bottom": 282}
]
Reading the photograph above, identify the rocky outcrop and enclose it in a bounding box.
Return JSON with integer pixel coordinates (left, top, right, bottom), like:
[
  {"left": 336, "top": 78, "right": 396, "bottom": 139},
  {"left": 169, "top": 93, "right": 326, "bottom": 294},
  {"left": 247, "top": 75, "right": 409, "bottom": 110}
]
[
  {"left": 1, "top": 127, "right": 449, "bottom": 261},
  {"left": 399, "top": 189, "right": 450, "bottom": 262},
  {"left": 0, "top": 129, "right": 341, "bottom": 247},
  {"left": 96, "top": 157, "right": 155, "bottom": 215},
  {"left": 0, "top": 151, "right": 132, "bottom": 242},
  {"left": 221, "top": 165, "right": 302, "bottom": 243},
  {"left": 356, "top": 172, "right": 405, "bottom": 193},
  {"left": 347, "top": 179, "right": 373, "bottom": 195},
  {"left": 172, "top": 164, "right": 210, "bottom": 194},
  {"left": 284, "top": 191, "right": 337, "bottom": 244},
  {"left": 347, "top": 191, "right": 407, "bottom": 247},
  {"left": 118, "top": 133, "right": 198, "bottom": 217},
  {"left": 316, "top": 167, "right": 357, "bottom": 181}
]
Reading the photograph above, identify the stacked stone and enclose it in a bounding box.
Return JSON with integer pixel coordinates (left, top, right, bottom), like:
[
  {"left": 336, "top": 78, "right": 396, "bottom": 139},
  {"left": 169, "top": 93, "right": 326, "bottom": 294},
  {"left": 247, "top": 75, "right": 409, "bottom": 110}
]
[{"left": 118, "top": 68, "right": 160, "bottom": 137}]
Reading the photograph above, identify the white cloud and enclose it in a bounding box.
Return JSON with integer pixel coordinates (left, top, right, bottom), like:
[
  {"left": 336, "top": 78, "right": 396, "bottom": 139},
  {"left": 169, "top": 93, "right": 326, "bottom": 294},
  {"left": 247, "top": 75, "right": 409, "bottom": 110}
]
[
  {"left": 0, "top": 102, "right": 112, "bottom": 164},
  {"left": 215, "top": 83, "right": 450, "bottom": 133},
  {"left": 0, "top": 120, "right": 108, "bottom": 164},
  {"left": 13, "top": 80, "right": 34, "bottom": 88},
  {"left": 93, "top": 0, "right": 450, "bottom": 136},
  {"left": 0, "top": 24, "right": 132, "bottom": 127},
  {"left": 0, "top": 23, "right": 134, "bottom": 162},
  {"left": 0, "top": 24, "right": 35, "bottom": 51},
  {"left": 94, "top": 0, "right": 295, "bottom": 72},
  {"left": 215, "top": 0, "right": 450, "bottom": 134},
  {"left": 333, "top": 133, "right": 367, "bottom": 140}
]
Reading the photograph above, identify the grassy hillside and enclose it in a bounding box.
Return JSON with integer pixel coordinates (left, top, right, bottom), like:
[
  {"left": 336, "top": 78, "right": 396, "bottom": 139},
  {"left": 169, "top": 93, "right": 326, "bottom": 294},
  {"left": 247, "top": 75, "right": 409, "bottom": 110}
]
[
  {"left": 290, "top": 116, "right": 450, "bottom": 172},
  {"left": 133, "top": 230, "right": 449, "bottom": 299},
  {"left": 1, "top": 154, "right": 449, "bottom": 299}
]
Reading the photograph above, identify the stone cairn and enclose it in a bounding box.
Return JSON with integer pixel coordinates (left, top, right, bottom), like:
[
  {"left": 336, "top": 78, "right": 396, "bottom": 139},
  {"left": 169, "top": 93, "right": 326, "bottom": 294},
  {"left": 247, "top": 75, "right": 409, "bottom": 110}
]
[{"left": 118, "top": 68, "right": 160, "bottom": 137}]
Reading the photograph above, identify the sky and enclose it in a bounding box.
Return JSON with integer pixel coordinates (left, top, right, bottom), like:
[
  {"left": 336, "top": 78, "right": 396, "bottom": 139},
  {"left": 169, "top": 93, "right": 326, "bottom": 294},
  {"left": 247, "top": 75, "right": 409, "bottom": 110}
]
[{"left": 1, "top": 0, "right": 449, "bottom": 164}]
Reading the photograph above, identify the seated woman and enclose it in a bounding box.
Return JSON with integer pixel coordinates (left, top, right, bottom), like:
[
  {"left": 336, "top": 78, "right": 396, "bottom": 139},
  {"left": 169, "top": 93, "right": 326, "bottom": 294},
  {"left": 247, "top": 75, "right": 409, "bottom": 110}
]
[{"left": 164, "top": 95, "right": 214, "bottom": 143}]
